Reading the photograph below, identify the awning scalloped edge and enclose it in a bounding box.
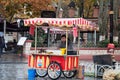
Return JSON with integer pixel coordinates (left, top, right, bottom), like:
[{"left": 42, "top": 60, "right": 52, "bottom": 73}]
[{"left": 24, "top": 18, "right": 99, "bottom": 31}]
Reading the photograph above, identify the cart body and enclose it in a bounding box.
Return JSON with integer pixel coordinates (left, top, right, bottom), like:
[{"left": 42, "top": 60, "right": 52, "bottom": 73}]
[{"left": 28, "top": 54, "right": 79, "bottom": 71}]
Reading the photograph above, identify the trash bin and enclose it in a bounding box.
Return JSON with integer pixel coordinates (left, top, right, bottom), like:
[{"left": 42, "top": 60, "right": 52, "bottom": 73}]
[{"left": 28, "top": 68, "right": 36, "bottom": 80}]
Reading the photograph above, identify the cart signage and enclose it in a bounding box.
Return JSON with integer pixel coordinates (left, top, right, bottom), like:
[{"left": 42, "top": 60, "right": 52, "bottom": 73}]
[{"left": 38, "top": 59, "right": 42, "bottom": 67}]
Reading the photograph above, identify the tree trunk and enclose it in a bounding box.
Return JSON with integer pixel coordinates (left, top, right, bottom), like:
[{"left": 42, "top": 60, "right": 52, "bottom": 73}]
[
  {"left": 56, "top": 0, "right": 62, "bottom": 18},
  {"left": 118, "top": 31, "right": 120, "bottom": 45},
  {"left": 113, "top": 0, "right": 119, "bottom": 36},
  {"left": 98, "top": 0, "right": 109, "bottom": 38},
  {"left": 112, "top": 0, "right": 119, "bottom": 42}
]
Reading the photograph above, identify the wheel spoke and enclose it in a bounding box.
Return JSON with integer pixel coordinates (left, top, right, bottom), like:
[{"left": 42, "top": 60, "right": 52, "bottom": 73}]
[{"left": 47, "top": 62, "right": 61, "bottom": 79}]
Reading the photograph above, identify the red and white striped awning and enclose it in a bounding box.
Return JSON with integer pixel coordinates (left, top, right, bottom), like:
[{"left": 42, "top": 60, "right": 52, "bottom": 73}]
[{"left": 24, "top": 18, "right": 99, "bottom": 31}]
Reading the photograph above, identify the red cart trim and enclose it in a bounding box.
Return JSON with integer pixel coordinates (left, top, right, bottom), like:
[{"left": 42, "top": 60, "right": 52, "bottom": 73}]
[
  {"left": 28, "top": 55, "right": 34, "bottom": 68},
  {"left": 28, "top": 54, "right": 79, "bottom": 71}
]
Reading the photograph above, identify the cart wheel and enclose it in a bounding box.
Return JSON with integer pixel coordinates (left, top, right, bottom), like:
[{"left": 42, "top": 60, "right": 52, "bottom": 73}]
[
  {"left": 63, "top": 70, "right": 77, "bottom": 78},
  {"left": 36, "top": 69, "right": 47, "bottom": 77},
  {"left": 47, "top": 62, "right": 62, "bottom": 80}
]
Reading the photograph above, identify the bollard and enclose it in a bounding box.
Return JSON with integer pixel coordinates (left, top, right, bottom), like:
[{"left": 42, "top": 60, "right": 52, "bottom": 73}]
[
  {"left": 82, "top": 65, "right": 85, "bottom": 79},
  {"left": 76, "top": 65, "right": 85, "bottom": 79},
  {"left": 28, "top": 68, "right": 36, "bottom": 80}
]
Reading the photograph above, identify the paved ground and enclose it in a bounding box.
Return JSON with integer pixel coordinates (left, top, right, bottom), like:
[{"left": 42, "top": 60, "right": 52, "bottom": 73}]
[
  {"left": 0, "top": 53, "right": 28, "bottom": 80},
  {"left": 0, "top": 53, "right": 102, "bottom": 80}
]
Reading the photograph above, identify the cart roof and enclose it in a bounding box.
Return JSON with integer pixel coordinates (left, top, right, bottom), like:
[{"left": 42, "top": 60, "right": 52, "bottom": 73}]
[{"left": 24, "top": 18, "right": 99, "bottom": 31}]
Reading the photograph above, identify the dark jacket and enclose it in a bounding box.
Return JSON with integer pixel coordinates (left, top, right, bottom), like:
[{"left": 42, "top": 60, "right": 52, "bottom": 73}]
[
  {"left": 58, "top": 40, "right": 73, "bottom": 50},
  {"left": 0, "top": 36, "right": 5, "bottom": 48}
]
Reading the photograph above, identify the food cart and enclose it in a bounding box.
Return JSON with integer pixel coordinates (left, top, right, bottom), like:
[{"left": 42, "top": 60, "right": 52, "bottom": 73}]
[{"left": 25, "top": 18, "right": 98, "bottom": 79}]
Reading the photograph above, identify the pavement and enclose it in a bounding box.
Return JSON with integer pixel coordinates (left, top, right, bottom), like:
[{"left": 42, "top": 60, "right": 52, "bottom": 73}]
[
  {"left": 0, "top": 53, "right": 102, "bottom": 80},
  {"left": 0, "top": 53, "right": 28, "bottom": 80},
  {"left": 0, "top": 53, "right": 27, "bottom": 62}
]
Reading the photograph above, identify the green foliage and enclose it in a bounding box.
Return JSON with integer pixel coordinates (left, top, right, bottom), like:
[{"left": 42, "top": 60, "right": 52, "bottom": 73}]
[
  {"left": 98, "top": 40, "right": 109, "bottom": 47},
  {"left": 98, "top": 39, "right": 119, "bottom": 47},
  {"left": 113, "top": 41, "right": 119, "bottom": 47},
  {"left": 32, "top": 28, "right": 47, "bottom": 47}
]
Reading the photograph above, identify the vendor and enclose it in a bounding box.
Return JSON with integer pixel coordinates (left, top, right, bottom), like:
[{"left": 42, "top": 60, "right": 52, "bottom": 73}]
[{"left": 58, "top": 35, "right": 73, "bottom": 51}]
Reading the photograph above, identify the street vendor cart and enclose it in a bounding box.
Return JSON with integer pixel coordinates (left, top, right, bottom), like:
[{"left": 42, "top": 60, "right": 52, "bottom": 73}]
[
  {"left": 29, "top": 54, "right": 79, "bottom": 79},
  {"left": 25, "top": 18, "right": 99, "bottom": 79}
]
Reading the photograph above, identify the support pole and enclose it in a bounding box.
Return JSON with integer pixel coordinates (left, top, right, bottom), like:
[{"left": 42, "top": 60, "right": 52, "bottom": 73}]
[
  {"left": 109, "top": 0, "right": 114, "bottom": 43},
  {"left": 77, "top": 30, "right": 80, "bottom": 55},
  {"left": 47, "top": 28, "right": 50, "bottom": 47},
  {"left": 35, "top": 26, "right": 37, "bottom": 54},
  {"left": 94, "top": 30, "right": 96, "bottom": 46},
  {"left": 66, "top": 29, "right": 68, "bottom": 55},
  {"left": 4, "top": 19, "right": 6, "bottom": 39}
]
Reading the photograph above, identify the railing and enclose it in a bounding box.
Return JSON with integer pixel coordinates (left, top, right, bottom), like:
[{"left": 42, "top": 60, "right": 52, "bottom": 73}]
[
  {"left": 79, "top": 61, "right": 95, "bottom": 76},
  {"left": 94, "top": 64, "right": 113, "bottom": 77},
  {"left": 50, "top": 41, "right": 97, "bottom": 48},
  {"left": 34, "top": 40, "right": 120, "bottom": 48},
  {"left": 79, "top": 61, "right": 120, "bottom": 77},
  {"left": 115, "top": 62, "right": 120, "bottom": 69},
  {"left": 33, "top": 41, "right": 95, "bottom": 47}
]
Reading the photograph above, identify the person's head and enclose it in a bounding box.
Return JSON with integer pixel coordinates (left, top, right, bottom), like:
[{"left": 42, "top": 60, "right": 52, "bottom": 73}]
[{"left": 61, "top": 35, "right": 66, "bottom": 42}]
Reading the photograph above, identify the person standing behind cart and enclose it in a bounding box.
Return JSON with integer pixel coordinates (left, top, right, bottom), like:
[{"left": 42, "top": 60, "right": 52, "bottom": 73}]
[
  {"left": 0, "top": 36, "right": 5, "bottom": 57},
  {"left": 58, "top": 35, "right": 76, "bottom": 55},
  {"left": 13, "top": 39, "right": 17, "bottom": 53}
]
